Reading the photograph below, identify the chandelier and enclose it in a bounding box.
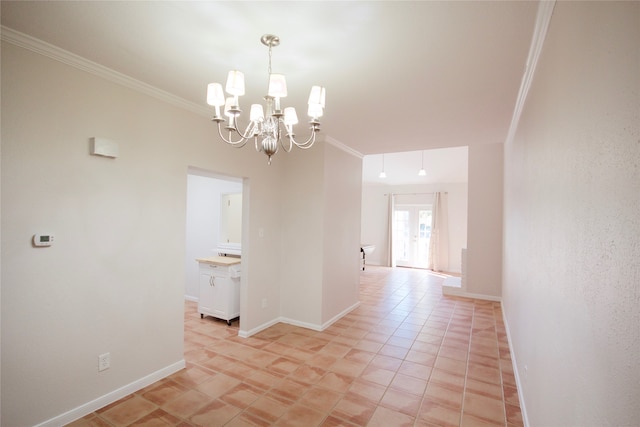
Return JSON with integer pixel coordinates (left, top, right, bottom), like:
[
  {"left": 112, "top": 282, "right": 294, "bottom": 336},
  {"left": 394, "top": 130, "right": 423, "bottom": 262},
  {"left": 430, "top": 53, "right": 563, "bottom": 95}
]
[{"left": 207, "top": 34, "right": 326, "bottom": 165}]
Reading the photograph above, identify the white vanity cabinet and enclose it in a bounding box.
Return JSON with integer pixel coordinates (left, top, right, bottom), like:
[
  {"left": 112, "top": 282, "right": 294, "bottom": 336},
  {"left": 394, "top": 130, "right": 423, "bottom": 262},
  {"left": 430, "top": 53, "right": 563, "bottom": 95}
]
[{"left": 196, "top": 257, "right": 241, "bottom": 325}]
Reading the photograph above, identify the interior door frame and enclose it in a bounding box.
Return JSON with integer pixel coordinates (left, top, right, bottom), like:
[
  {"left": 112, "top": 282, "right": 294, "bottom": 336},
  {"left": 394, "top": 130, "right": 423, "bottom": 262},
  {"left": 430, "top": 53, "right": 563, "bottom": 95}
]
[{"left": 393, "top": 203, "right": 432, "bottom": 268}]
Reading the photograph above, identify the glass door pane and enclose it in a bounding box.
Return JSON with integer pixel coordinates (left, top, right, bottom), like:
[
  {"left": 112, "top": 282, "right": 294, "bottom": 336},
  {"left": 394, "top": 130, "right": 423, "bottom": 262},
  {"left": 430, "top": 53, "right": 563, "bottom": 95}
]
[
  {"left": 393, "top": 209, "right": 411, "bottom": 266},
  {"left": 394, "top": 205, "right": 432, "bottom": 268}
]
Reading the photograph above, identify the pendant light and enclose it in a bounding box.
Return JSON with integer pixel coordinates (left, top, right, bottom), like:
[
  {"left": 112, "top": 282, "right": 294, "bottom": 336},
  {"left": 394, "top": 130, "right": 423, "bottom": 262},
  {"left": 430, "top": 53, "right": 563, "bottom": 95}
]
[{"left": 418, "top": 150, "right": 427, "bottom": 176}]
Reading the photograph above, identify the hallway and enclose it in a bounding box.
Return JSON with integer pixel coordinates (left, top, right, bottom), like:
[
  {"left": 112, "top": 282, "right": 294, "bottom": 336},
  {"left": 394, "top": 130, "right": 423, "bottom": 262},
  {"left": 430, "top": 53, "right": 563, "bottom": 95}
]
[{"left": 72, "top": 266, "right": 522, "bottom": 426}]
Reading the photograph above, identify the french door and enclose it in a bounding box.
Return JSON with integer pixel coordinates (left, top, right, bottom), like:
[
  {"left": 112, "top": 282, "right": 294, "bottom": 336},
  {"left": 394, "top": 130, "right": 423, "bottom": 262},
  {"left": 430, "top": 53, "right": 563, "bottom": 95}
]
[{"left": 393, "top": 204, "right": 432, "bottom": 268}]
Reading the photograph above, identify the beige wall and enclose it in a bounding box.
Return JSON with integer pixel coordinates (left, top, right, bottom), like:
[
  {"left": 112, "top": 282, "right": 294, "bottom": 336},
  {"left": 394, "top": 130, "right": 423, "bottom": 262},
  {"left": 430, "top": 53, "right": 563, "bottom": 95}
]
[
  {"left": 279, "top": 143, "right": 325, "bottom": 326},
  {"left": 322, "top": 142, "right": 362, "bottom": 325},
  {"left": 466, "top": 143, "right": 503, "bottom": 298},
  {"left": 503, "top": 2, "right": 640, "bottom": 425},
  {"left": 1, "top": 39, "right": 362, "bottom": 425},
  {"left": 278, "top": 140, "right": 362, "bottom": 328}
]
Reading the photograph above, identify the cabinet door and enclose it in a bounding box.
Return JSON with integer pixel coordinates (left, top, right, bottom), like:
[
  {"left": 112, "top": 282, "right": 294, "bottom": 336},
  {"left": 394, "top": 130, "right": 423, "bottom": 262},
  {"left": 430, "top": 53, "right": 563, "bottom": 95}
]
[
  {"left": 198, "top": 271, "right": 215, "bottom": 315},
  {"left": 210, "top": 275, "right": 229, "bottom": 318}
]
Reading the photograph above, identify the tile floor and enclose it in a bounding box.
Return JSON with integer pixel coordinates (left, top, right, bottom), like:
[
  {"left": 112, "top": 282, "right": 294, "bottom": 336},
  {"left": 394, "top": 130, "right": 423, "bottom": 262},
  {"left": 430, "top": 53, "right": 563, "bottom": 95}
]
[{"left": 69, "top": 266, "right": 523, "bottom": 426}]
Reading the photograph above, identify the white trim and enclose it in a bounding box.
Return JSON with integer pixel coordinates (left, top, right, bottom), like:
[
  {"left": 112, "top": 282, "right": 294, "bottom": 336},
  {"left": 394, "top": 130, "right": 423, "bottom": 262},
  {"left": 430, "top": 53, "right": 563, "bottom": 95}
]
[
  {"left": 324, "top": 135, "right": 364, "bottom": 159},
  {"left": 502, "top": 307, "right": 530, "bottom": 427},
  {"left": 280, "top": 317, "right": 324, "bottom": 332},
  {"left": 238, "top": 301, "right": 361, "bottom": 337},
  {"left": 34, "top": 360, "right": 185, "bottom": 427},
  {"left": 1, "top": 26, "right": 353, "bottom": 151},
  {"left": 184, "top": 295, "right": 198, "bottom": 303},
  {"left": 1, "top": 26, "right": 211, "bottom": 118},
  {"left": 442, "top": 286, "right": 502, "bottom": 302},
  {"left": 238, "top": 317, "right": 281, "bottom": 338},
  {"left": 320, "top": 301, "right": 361, "bottom": 330},
  {"left": 505, "top": 1, "right": 556, "bottom": 145}
]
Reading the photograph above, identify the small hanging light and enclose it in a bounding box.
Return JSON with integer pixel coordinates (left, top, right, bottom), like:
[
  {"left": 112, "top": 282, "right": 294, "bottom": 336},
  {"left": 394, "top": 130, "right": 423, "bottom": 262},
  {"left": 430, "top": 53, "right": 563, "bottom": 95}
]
[
  {"left": 379, "top": 154, "right": 387, "bottom": 178},
  {"left": 418, "top": 150, "right": 427, "bottom": 176}
]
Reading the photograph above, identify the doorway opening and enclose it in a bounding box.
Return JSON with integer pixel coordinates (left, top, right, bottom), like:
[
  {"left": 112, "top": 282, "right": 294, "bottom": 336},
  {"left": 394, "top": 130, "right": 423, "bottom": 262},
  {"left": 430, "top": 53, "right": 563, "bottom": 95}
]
[
  {"left": 184, "top": 167, "right": 244, "bottom": 331},
  {"left": 393, "top": 204, "right": 432, "bottom": 268}
]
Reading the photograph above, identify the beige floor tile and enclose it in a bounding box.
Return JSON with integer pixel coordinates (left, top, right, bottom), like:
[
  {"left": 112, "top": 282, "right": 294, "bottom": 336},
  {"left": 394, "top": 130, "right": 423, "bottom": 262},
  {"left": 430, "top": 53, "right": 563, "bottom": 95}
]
[
  {"left": 418, "top": 399, "right": 461, "bottom": 427},
  {"left": 317, "top": 371, "right": 356, "bottom": 393},
  {"left": 424, "top": 383, "right": 464, "bottom": 410},
  {"left": 141, "top": 380, "right": 190, "bottom": 406},
  {"left": 196, "top": 372, "right": 242, "bottom": 399},
  {"left": 266, "top": 378, "right": 308, "bottom": 403},
  {"left": 99, "top": 395, "right": 157, "bottom": 427},
  {"left": 368, "top": 354, "right": 403, "bottom": 371},
  {"left": 465, "top": 377, "right": 503, "bottom": 400},
  {"left": 360, "top": 365, "right": 396, "bottom": 387},
  {"left": 220, "top": 383, "right": 263, "bottom": 408},
  {"left": 299, "top": 386, "right": 343, "bottom": 412},
  {"left": 434, "top": 356, "right": 467, "bottom": 376},
  {"left": 379, "top": 387, "right": 423, "bottom": 416},
  {"left": 245, "top": 395, "right": 290, "bottom": 423},
  {"left": 367, "top": 406, "right": 415, "bottom": 427},
  {"left": 188, "top": 399, "right": 242, "bottom": 426},
  {"left": 397, "top": 360, "right": 433, "bottom": 381},
  {"left": 347, "top": 379, "right": 387, "bottom": 403},
  {"left": 275, "top": 403, "right": 326, "bottom": 427},
  {"left": 162, "top": 389, "right": 211, "bottom": 419},
  {"left": 467, "top": 362, "right": 502, "bottom": 385},
  {"left": 378, "top": 343, "right": 409, "bottom": 359},
  {"left": 389, "top": 372, "right": 428, "bottom": 396},
  {"left": 74, "top": 267, "right": 524, "bottom": 427},
  {"left": 128, "top": 409, "right": 181, "bottom": 427},
  {"left": 462, "top": 391, "right": 506, "bottom": 424},
  {"left": 330, "top": 393, "right": 377, "bottom": 426}
]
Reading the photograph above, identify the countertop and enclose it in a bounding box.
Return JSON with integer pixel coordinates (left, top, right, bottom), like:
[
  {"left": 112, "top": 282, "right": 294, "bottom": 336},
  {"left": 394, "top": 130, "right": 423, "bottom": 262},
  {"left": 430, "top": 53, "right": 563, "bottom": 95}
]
[{"left": 196, "top": 256, "right": 241, "bottom": 266}]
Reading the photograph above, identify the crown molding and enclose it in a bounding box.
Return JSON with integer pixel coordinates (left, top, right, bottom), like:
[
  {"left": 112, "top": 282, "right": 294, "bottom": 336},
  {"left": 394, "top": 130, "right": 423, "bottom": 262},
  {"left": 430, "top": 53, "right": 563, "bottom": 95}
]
[
  {"left": 323, "top": 135, "right": 364, "bottom": 159},
  {"left": 505, "top": 0, "right": 556, "bottom": 145},
  {"left": 1, "top": 26, "right": 211, "bottom": 117}
]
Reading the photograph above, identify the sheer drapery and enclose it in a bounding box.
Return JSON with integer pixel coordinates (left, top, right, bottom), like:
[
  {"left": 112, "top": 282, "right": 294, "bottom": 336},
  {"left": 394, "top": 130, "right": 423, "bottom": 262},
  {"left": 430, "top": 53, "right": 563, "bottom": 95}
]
[
  {"left": 387, "top": 193, "right": 396, "bottom": 267},
  {"left": 428, "top": 192, "right": 449, "bottom": 272}
]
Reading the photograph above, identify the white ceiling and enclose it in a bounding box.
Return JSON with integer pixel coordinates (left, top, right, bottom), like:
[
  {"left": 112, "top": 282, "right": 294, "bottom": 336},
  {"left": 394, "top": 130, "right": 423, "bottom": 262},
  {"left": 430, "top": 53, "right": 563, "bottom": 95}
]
[
  {"left": 362, "top": 147, "right": 468, "bottom": 186},
  {"left": 1, "top": 1, "right": 538, "bottom": 182}
]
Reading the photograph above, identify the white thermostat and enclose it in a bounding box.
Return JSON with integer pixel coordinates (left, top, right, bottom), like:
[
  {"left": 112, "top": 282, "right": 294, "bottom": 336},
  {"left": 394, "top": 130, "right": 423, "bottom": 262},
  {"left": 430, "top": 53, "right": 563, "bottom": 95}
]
[{"left": 33, "top": 234, "right": 54, "bottom": 247}]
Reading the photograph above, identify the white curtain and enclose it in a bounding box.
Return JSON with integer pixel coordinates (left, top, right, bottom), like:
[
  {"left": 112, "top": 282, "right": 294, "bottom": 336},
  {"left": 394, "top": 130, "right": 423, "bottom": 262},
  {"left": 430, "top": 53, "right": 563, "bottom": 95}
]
[
  {"left": 428, "top": 192, "right": 449, "bottom": 272},
  {"left": 387, "top": 193, "right": 396, "bottom": 267}
]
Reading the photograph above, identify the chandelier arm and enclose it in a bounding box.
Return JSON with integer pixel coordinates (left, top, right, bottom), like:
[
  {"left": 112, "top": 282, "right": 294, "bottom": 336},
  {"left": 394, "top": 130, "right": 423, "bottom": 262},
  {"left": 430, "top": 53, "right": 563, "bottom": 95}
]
[
  {"left": 230, "top": 117, "right": 260, "bottom": 141},
  {"left": 216, "top": 122, "right": 250, "bottom": 147},
  {"left": 286, "top": 127, "right": 318, "bottom": 149},
  {"left": 280, "top": 134, "right": 294, "bottom": 153}
]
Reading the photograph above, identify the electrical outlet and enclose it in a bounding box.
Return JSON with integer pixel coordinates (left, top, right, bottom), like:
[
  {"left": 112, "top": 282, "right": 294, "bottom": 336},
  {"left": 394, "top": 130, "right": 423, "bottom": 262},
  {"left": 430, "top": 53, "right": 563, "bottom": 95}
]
[
  {"left": 261, "top": 298, "right": 267, "bottom": 308},
  {"left": 98, "top": 353, "right": 110, "bottom": 372}
]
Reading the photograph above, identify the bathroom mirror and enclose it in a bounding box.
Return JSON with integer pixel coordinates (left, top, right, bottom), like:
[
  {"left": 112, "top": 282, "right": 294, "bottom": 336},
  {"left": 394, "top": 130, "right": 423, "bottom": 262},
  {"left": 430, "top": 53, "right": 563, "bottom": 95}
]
[{"left": 219, "top": 192, "right": 242, "bottom": 250}]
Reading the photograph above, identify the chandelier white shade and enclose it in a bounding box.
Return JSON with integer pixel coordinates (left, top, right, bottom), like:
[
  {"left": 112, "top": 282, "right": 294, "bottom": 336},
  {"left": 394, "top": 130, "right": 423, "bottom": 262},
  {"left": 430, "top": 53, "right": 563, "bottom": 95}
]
[{"left": 207, "top": 34, "right": 326, "bottom": 164}]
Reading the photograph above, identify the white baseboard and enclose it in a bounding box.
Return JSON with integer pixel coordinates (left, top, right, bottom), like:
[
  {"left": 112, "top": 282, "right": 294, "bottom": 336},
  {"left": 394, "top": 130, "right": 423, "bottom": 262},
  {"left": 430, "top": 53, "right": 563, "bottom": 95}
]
[
  {"left": 320, "top": 301, "right": 361, "bottom": 330},
  {"left": 184, "top": 295, "right": 198, "bottom": 303},
  {"left": 36, "top": 360, "right": 186, "bottom": 427},
  {"left": 442, "top": 285, "right": 502, "bottom": 302},
  {"left": 442, "top": 277, "right": 462, "bottom": 288},
  {"left": 238, "top": 301, "right": 361, "bottom": 338},
  {"left": 238, "top": 317, "right": 281, "bottom": 338},
  {"left": 502, "top": 308, "right": 529, "bottom": 427}
]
